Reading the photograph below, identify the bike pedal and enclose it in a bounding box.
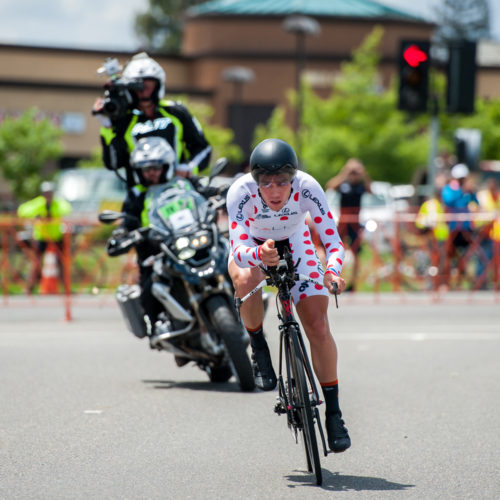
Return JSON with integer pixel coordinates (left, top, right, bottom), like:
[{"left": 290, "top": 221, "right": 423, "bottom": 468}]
[{"left": 274, "top": 402, "right": 286, "bottom": 415}]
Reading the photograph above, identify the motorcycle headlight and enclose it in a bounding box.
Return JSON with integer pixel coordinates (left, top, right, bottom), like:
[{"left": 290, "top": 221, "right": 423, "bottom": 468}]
[
  {"left": 174, "top": 232, "right": 212, "bottom": 261},
  {"left": 175, "top": 237, "right": 190, "bottom": 250},
  {"left": 178, "top": 247, "right": 196, "bottom": 260},
  {"left": 191, "top": 231, "right": 211, "bottom": 249}
]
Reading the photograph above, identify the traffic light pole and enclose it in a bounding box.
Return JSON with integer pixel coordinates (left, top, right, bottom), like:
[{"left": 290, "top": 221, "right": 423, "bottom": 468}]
[{"left": 427, "top": 96, "right": 439, "bottom": 193}]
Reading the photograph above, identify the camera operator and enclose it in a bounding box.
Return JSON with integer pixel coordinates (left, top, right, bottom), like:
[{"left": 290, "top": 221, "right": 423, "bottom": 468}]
[{"left": 92, "top": 52, "right": 211, "bottom": 188}]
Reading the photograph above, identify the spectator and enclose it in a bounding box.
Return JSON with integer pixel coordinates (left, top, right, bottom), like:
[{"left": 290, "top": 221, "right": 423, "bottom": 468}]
[
  {"left": 476, "top": 177, "right": 500, "bottom": 288},
  {"left": 325, "top": 158, "right": 372, "bottom": 291},
  {"left": 415, "top": 179, "right": 449, "bottom": 289},
  {"left": 17, "top": 181, "right": 72, "bottom": 293},
  {"left": 441, "top": 163, "right": 479, "bottom": 287}
]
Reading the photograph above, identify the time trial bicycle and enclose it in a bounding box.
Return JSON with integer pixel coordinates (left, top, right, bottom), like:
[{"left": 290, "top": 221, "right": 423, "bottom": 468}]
[{"left": 235, "top": 246, "right": 338, "bottom": 485}]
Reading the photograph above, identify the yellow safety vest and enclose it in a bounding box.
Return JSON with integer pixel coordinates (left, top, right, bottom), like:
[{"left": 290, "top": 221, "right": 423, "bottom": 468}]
[
  {"left": 415, "top": 198, "right": 450, "bottom": 242},
  {"left": 17, "top": 196, "right": 72, "bottom": 242}
]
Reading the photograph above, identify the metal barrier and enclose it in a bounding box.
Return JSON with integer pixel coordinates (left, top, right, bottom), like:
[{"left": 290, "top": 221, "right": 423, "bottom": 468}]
[{"left": 1, "top": 211, "right": 499, "bottom": 319}]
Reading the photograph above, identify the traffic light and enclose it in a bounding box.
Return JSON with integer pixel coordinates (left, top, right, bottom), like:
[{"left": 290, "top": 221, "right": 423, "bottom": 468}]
[
  {"left": 447, "top": 41, "right": 476, "bottom": 114},
  {"left": 398, "top": 40, "right": 430, "bottom": 113}
]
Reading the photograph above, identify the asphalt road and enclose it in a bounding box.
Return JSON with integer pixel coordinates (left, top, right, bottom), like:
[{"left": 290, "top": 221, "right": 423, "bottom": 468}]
[{"left": 1, "top": 293, "right": 499, "bottom": 500}]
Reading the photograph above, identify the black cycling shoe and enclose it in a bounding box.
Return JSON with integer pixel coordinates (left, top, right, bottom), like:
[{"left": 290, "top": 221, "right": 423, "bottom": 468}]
[
  {"left": 325, "top": 413, "right": 351, "bottom": 453},
  {"left": 251, "top": 346, "right": 277, "bottom": 391}
]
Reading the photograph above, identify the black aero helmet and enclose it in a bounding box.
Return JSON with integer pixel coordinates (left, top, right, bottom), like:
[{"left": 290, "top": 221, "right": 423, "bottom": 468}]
[{"left": 250, "top": 138, "right": 298, "bottom": 182}]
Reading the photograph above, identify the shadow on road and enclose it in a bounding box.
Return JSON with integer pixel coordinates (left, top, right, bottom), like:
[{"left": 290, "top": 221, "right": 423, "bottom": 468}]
[
  {"left": 286, "top": 469, "right": 415, "bottom": 491},
  {"left": 142, "top": 379, "right": 257, "bottom": 393}
]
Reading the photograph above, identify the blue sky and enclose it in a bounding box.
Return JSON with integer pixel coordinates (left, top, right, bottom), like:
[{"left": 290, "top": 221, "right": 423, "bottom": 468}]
[{"left": 0, "top": 0, "right": 498, "bottom": 51}]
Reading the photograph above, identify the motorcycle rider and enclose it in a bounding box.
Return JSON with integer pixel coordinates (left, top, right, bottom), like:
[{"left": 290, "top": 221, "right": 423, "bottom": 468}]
[
  {"left": 93, "top": 52, "right": 211, "bottom": 187},
  {"left": 106, "top": 136, "right": 179, "bottom": 334},
  {"left": 226, "top": 138, "right": 351, "bottom": 453}
]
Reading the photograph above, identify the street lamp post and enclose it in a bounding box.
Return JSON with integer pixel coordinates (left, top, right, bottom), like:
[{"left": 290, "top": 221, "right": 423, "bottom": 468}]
[
  {"left": 222, "top": 66, "right": 255, "bottom": 102},
  {"left": 283, "top": 15, "right": 320, "bottom": 163},
  {"left": 222, "top": 66, "right": 255, "bottom": 160}
]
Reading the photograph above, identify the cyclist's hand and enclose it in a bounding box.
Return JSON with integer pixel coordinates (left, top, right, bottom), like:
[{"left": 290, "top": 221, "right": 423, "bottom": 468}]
[
  {"left": 260, "top": 239, "right": 280, "bottom": 267},
  {"left": 324, "top": 273, "right": 345, "bottom": 294}
]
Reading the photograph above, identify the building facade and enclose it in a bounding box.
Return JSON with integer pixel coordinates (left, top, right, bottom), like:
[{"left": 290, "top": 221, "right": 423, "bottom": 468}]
[{"left": 1, "top": 0, "right": 499, "bottom": 170}]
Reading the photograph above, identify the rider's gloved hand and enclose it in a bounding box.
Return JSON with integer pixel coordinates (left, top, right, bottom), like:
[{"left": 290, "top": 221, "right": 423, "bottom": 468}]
[
  {"left": 260, "top": 239, "right": 280, "bottom": 267},
  {"left": 106, "top": 227, "right": 130, "bottom": 256},
  {"left": 324, "top": 272, "right": 345, "bottom": 294}
]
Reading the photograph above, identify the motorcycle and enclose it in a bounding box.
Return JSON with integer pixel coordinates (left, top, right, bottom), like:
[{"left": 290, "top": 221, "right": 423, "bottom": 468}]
[{"left": 98, "top": 159, "right": 255, "bottom": 391}]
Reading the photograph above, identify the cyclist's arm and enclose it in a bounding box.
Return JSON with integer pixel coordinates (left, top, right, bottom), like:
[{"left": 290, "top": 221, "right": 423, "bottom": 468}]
[{"left": 226, "top": 182, "right": 263, "bottom": 268}]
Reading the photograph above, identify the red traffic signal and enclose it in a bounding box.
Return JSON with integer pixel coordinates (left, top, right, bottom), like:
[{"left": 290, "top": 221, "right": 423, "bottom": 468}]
[
  {"left": 398, "top": 40, "right": 430, "bottom": 113},
  {"left": 403, "top": 44, "right": 428, "bottom": 67}
]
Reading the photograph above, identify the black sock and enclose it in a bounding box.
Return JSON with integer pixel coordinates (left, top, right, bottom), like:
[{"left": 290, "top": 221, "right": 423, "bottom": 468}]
[
  {"left": 321, "top": 380, "right": 341, "bottom": 416},
  {"left": 247, "top": 325, "right": 267, "bottom": 350}
]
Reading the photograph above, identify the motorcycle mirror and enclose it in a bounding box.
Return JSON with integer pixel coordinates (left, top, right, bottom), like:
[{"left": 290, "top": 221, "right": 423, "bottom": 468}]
[
  {"left": 209, "top": 157, "right": 229, "bottom": 181},
  {"left": 98, "top": 210, "right": 123, "bottom": 224}
]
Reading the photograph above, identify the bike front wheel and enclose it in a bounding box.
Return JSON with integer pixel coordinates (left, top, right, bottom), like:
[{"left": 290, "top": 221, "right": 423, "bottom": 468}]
[{"left": 288, "top": 325, "right": 322, "bottom": 485}]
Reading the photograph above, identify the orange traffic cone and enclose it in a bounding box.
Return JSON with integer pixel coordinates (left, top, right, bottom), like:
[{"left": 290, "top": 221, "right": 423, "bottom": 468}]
[{"left": 40, "top": 243, "right": 60, "bottom": 294}]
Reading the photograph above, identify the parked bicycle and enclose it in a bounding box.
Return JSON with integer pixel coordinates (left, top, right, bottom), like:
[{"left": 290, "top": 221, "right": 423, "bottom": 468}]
[{"left": 236, "top": 246, "right": 338, "bottom": 485}]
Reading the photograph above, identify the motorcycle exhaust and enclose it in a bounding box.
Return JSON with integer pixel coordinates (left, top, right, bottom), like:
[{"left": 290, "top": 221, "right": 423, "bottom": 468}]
[
  {"left": 151, "top": 283, "right": 194, "bottom": 322},
  {"left": 116, "top": 284, "right": 148, "bottom": 338}
]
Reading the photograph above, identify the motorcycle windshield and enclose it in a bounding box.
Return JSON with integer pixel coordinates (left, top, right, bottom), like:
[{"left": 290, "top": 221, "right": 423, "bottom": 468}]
[{"left": 147, "top": 178, "right": 207, "bottom": 235}]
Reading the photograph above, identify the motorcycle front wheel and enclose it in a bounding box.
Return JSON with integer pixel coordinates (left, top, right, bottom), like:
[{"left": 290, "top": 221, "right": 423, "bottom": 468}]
[{"left": 205, "top": 295, "right": 255, "bottom": 392}]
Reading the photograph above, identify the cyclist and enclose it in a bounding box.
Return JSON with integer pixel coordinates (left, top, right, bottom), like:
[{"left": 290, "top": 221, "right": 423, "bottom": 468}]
[{"left": 226, "top": 138, "right": 351, "bottom": 453}]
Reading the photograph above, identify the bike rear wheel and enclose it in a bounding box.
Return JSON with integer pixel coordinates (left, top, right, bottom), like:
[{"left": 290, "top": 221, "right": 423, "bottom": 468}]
[{"left": 288, "top": 326, "right": 322, "bottom": 485}]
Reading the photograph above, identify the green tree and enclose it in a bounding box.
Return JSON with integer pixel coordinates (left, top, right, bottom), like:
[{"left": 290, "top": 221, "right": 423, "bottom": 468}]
[
  {"left": 0, "top": 108, "right": 63, "bottom": 201},
  {"left": 134, "top": 0, "right": 205, "bottom": 53}
]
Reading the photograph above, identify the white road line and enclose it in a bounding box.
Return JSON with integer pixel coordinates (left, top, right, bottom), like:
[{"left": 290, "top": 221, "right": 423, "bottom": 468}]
[{"left": 336, "top": 332, "right": 500, "bottom": 341}]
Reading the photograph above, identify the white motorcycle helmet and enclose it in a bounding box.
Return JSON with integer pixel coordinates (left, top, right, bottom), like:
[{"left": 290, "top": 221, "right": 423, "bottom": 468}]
[
  {"left": 122, "top": 52, "right": 166, "bottom": 102},
  {"left": 130, "top": 137, "right": 176, "bottom": 184}
]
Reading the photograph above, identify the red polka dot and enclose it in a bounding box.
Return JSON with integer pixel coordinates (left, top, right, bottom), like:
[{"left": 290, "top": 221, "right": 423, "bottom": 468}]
[
  {"left": 254, "top": 206, "right": 258, "bottom": 214},
  {"left": 336, "top": 258, "right": 343, "bottom": 265},
  {"left": 231, "top": 222, "right": 237, "bottom": 229},
  {"left": 340, "top": 242, "right": 344, "bottom": 247},
  {"left": 294, "top": 192, "right": 299, "bottom": 201},
  {"left": 245, "top": 220, "right": 250, "bottom": 226},
  {"left": 327, "top": 212, "right": 333, "bottom": 219},
  {"left": 303, "top": 231, "right": 310, "bottom": 237},
  {"left": 331, "top": 247, "right": 339, "bottom": 252},
  {"left": 325, "top": 228, "right": 335, "bottom": 235},
  {"left": 310, "top": 272, "right": 320, "bottom": 279},
  {"left": 249, "top": 218, "right": 255, "bottom": 222},
  {"left": 300, "top": 293, "right": 307, "bottom": 300},
  {"left": 280, "top": 216, "right": 288, "bottom": 220},
  {"left": 240, "top": 234, "right": 248, "bottom": 240},
  {"left": 305, "top": 249, "right": 314, "bottom": 255},
  {"left": 325, "top": 242, "right": 331, "bottom": 249},
  {"left": 314, "top": 284, "right": 323, "bottom": 290},
  {"left": 314, "top": 216, "right": 322, "bottom": 224},
  {"left": 237, "top": 252, "right": 241, "bottom": 261},
  {"left": 230, "top": 239, "right": 233, "bottom": 247},
  {"left": 249, "top": 261, "right": 255, "bottom": 266},
  {"left": 252, "top": 194, "right": 256, "bottom": 198},
  {"left": 307, "top": 260, "right": 316, "bottom": 266},
  {"left": 304, "top": 240, "right": 311, "bottom": 245},
  {"left": 252, "top": 251, "right": 256, "bottom": 259}
]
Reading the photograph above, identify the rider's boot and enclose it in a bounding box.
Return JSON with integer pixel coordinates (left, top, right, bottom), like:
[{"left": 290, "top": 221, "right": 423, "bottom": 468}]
[
  {"left": 322, "top": 380, "right": 351, "bottom": 453},
  {"left": 248, "top": 326, "right": 277, "bottom": 391}
]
